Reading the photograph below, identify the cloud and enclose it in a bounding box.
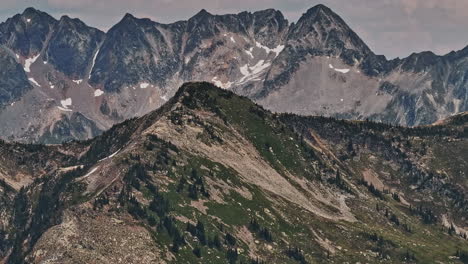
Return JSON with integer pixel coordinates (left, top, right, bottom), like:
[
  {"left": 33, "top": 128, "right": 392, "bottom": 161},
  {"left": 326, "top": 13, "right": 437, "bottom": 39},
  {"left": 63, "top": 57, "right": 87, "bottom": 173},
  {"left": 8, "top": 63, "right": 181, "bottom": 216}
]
[{"left": 1, "top": 0, "right": 468, "bottom": 58}]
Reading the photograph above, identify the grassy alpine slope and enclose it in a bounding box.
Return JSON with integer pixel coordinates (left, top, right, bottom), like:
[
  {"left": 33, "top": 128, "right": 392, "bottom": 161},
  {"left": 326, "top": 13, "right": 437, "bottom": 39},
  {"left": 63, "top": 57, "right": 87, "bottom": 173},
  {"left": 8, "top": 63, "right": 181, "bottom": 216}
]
[{"left": 0, "top": 82, "right": 467, "bottom": 263}]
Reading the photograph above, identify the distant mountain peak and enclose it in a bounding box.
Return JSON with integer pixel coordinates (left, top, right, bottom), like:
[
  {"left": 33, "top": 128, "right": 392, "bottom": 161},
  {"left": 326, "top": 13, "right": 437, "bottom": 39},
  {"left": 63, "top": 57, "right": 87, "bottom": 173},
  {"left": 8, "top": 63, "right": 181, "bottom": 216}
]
[
  {"left": 109, "top": 13, "right": 140, "bottom": 31},
  {"left": 121, "top": 13, "right": 138, "bottom": 22},
  {"left": 189, "top": 9, "right": 214, "bottom": 22},
  {"left": 307, "top": 3, "right": 333, "bottom": 12},
  {"left": 57, "top": 15, "right": 90, "bottom": 28},
  {"left": 21, "top": 7, "right": 56, "bottom": 22},
  {"left": 22, "top": 7, "right": 39, "bottom": 16},
  {"left": 0, "top": 4, "right": 467, "bottom": 144},
  {"left": 298, "top": 3, "right": 346, "bottom": 26},
  {"left": 0, "top": 7, "right": 57, "bottom": 56},
  {"left": 286, "top": 3, "right": 372, "bottom": 59},
  {"left": 58, "top": 15, "right": 77, "bottom": 25},
  {"left": 195, "top": 9, "right": 212, "bottom": 17},
  {"left": 252, "top": 8, "right": 286, "bottom": 21},
  {"left": 59, "top": 15, "right": 72, "bottom": 21}
]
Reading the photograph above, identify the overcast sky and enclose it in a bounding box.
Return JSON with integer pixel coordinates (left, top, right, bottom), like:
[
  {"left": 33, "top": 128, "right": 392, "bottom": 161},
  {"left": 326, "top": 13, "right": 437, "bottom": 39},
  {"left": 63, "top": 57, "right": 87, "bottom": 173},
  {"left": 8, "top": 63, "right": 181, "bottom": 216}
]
[{"left": 1, "top": 0, "right": 467, "bottom": 59}]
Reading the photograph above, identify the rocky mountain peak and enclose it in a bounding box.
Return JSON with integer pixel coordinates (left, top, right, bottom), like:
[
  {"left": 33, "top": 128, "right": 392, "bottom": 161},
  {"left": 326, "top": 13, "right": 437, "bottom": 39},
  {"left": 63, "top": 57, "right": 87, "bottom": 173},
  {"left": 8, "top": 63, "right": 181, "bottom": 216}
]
[
  {"left": 45, "top": 14, "right": 104, "bottom": 78},
  {"left": 191, "top": 9, "right": 212, "bottom": 19},
  {"left": 122, "top": 13, "right": 137, "bottom": 22},
  {"left": 58, "top": 15, "right": 75, "bottom": 24},
  {"left": 296, "top": 3, "right": 343, "bottom": 28},
  {"left": 252, "top": 9, "right": 288, "bottom": 46},
  {"left": 22, "top": 7, "right": 38, "bottom": 14},
  {"left": 253, "top": 8, "right": 286, "bottom": 23},
  {"left": 57, "top": 15, "right": 92, "bottom": 31},
  {"left": 399, "top": 51, "right": 442, "bottom": 72},
  {"left": 21, "top": 7, "right": 53, "bottom": 20},
  {"left": 288, "top": 3, "right": 372, "bottom": 59},
  {"left": 110, "top": 12, "right": 160, "bottom": 33},
  {"left": 300, "top": 4, "right": 331, "bottom": 19},
  {"left": 0, "top": 7, "right": 57, "bottom": 56},
  {"left": 111, "top": 13, "right": 141, "bottom": 31},
  {"left": 89, "top": 11, "right": 176, "bottom": 92},
  {"left": 0, "top": 5, "right": 467, "bottom": 143},
  {"left": 187, "top": 8, "right": 216, "bottom": 30},
  {"left": 19, "top": 7, "right": 57, "bottom": 30}
]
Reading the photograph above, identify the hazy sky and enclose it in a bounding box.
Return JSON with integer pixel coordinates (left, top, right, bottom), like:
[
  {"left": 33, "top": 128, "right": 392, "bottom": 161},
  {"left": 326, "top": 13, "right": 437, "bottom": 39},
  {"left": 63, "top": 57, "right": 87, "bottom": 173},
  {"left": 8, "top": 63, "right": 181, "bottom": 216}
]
[{"left": 1, "top": 0, "right": 467, "bottom": 59}]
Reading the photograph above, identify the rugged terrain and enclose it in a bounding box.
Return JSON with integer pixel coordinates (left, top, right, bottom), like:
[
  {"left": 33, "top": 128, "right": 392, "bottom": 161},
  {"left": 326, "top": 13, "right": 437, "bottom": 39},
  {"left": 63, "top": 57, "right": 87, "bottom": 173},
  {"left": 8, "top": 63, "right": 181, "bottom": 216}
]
[
  {"left": 0, "top": 82, "right": 467, "bottom": 263},
  {"left": 0, "top": 5, "right": 467, "bottom": 142}
]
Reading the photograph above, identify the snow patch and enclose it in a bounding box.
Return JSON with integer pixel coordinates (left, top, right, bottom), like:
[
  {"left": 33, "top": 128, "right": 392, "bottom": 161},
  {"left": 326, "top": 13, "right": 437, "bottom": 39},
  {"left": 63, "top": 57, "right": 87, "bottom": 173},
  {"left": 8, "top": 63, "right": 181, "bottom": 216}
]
[
  {"left": 140, "top": 82, "right": 150, "bottom": 89},
  {"left": 72, "top": 79, "right": 83, "bottom": 85},
  {"left": 230, "top": 36, "right": 236, "bottom": 43},
  {"left": 26, "top": 18, "right": 31, "bottom": 23},
  {"left": 60, "top": 98, "right": 72, "bottom": 109},
  {"left": 99, "top": 149, "right": 121, "bottom": 162},
  {"left": 83, "top": 167, "right": 99, "bottom": 178},
  {"left": 239, "top": 60, "right": 271, "bottom": 84},
  {"left": 271, "top": 45, "right": 285, "bottom": 56},
  {"left": 94, "top": 89, "right": 104, "bottom": 97},
  {"left": 255, "top": 42, "right": 284, "bottom": 57},
  {"left": 57, "top": 106, "right": 72, "bottom": 112},
  {"left": 24, "top": 54, "right": 40, "bottom": 72},
  {"left": 15, "top": 54, "right": 19, "bottom": 59},
  {"left": 43, "top": 61, "right": 48, "bottom": 64},
  {"left": 328, "top": 64, "right": 350, "bottom": 73},
  {"left": 161, "top": 95, "right": 168, "bottom": 101},
  {"left": 28, "top": 78, "right": 40, "bottom": 87},
  {"left": 212, "top": 77, "right": 233, "bottom": 89},
  {"left": 107, "top": 150, "right": 121, "bottom": 159},
  {"left": 245, "top": 47, "right": 254, "bottom": 59},
  {"left": 334, "top": 68, "right": 350, "bottom": 73},
  {"left": 89, "top": 48, "right": 100, "bottom": 79}
]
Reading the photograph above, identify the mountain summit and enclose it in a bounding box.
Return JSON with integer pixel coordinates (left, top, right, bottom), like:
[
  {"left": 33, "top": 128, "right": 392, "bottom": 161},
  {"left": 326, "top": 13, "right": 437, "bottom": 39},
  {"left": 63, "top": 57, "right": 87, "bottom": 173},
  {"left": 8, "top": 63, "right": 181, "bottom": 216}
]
[
  {"left": 288, "top": 4, "right": 373, "bottom": 58},
  {"left": 0, "top": 5, "right": 467, "bottom": 143}
]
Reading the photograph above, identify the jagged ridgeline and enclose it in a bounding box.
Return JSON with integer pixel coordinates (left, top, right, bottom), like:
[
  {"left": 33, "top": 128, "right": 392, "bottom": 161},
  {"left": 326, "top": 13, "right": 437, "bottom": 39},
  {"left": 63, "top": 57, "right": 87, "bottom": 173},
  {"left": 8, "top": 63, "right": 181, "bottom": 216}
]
[
  {"left": 0, "top": 82, "right": 467, "bottom": 263},
  {"left": 0, "top": 5, "right": 467, "bottom": 143}
]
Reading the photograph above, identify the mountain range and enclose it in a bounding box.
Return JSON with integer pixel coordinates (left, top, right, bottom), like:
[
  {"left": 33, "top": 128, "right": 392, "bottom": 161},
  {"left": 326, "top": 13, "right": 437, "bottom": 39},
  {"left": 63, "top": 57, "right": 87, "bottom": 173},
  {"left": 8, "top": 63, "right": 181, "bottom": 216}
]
[
  {"left": 0, "top": 5, "right": 467, "bottom": 143},
  {"left": 0, "top": 82, "right": 467, "bottom": 263}
]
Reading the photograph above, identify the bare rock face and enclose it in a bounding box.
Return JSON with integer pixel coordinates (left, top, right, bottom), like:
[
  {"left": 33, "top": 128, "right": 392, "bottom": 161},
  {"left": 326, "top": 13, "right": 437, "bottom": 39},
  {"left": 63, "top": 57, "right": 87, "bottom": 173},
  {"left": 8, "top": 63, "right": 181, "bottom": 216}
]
[
  {"left": 0, "top": 8, "right": 56, "bottom": 57},
  {"left": 45, "top": 16, "right": 105, "bottom": 79},
  {"left": 89, "top": 13, "right": 186, "bottom": 93},
  {"left": 0, "top": 5, "right": 467, "bottom": 142},
  {"left": 0, "top": 48, "right": 31, "bottom": 107}
]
